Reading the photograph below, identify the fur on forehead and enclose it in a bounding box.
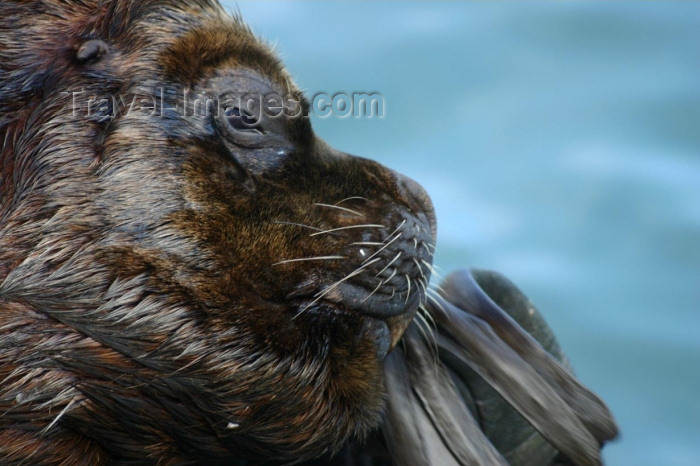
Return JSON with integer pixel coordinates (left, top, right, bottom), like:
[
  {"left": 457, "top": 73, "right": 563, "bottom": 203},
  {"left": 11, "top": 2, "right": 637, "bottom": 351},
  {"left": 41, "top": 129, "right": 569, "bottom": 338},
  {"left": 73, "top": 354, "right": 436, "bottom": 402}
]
[
  {"left": 0, "top": 0, "right": 294, "bottom": 109},
  {"left": 160, "top": 22, "right": 295, "bottom": 92}
]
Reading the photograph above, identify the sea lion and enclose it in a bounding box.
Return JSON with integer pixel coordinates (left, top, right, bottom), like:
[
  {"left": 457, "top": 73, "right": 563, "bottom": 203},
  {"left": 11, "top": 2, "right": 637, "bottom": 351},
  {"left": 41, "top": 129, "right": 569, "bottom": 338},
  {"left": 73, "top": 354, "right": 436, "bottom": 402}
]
[
  {"left": 0, "top": 1, "right": 617, "bottom": 464},
  {"left": 1, "top": 0, "right": 434, "bottom": 463}
]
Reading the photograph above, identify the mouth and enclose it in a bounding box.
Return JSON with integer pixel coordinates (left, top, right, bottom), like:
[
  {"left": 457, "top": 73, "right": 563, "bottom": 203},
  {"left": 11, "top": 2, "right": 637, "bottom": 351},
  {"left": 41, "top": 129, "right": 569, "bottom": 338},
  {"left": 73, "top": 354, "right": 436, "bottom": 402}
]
[
  {"left": 324, "top": 281, "right": 423, "bottom": 319},
  {"left": 337, "top": 281, "right": 424, "bottom": 358},
  {"left": 291, "top": 281, "right": 423, "bottom": 361}
]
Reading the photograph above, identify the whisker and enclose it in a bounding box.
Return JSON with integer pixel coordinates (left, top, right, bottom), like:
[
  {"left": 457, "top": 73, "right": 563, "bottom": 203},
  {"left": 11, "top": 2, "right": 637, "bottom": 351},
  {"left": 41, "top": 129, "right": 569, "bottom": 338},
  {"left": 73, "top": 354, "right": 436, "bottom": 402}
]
[
  {"left": 375, "top": 252, "right": 401, "bottom": 278},
  {"left": 418, "top": 303, "right": 429, "bottom": 316},
  {"left": 313, "top": 203, "right": 364, "bottom": 217},
  {"left": 413, "top": 258, "right": 427, "bottom": 282},
  {"left": 423, "top": 282, "right": 431, "bottom": 304},
  {"left": 273, "top": 221, "right": 323, "bottom": 232},
  {"left": 415, "top": 311, "right": 439, "bottom": 365},
  {"left": 416, "top": 277, "right": 428, "bottom": 299},
  {"left": 420, "top": 258, "right": 434, "bottom": 274},
  {"left": 335, "top": 196, "right": 369, "bottom": 206},
  {"left": 386, "top": 219, "right": 407, "bottom": 238},
  {"left": 414, "top": 311, "right": 431, "bottom": 339},
  {"left": 361, "top": 278, "right": 385, "bottom": 304},
  {"left": 420, "top": 241, "right": 435, "bottom": 257},
  {"left": 426, "top": 292, "right": 449, "bottom": 319},
  {"left": 361, "top": 268, "right": 396, "bottom": 304},
  {"left": 431, "top": 282, "right": 448, "bottom": 297},
  {"left": 309, "top": 224, "right": 385, "bottom": 237},
  {"left": 351, "top": 241, "right": 385, "bottom": 246},
  {"left": 420, "top": 300, "right": 438, "bottom": 330},
  {"left": 314, "top": 259, "right": 380, "bottom": 300},
  {"left": 273, "top": 256, "right": 346, "bottom": 266},
  {"left": 361, "top": 231, "right": 402, "bottom": 265},
  {"left": 404, "top": 275, "right": 412, "bottom": 305},
  {"left": 293, "top": 258, "right": 381, "bottom": 319},
  {"left": 429, "top": 267, "right": 446, "bottom": 286},
  {"left": 358, "top": 218, "right": 407, "bottom": 264}
]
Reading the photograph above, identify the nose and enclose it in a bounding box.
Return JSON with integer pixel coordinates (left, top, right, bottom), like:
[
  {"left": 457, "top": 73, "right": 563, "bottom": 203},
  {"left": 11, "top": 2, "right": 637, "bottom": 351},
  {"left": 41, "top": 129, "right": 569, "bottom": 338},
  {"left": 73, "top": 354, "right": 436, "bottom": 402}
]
[{"left": 394, "top": 172, "right": 438, "bottom": 242}]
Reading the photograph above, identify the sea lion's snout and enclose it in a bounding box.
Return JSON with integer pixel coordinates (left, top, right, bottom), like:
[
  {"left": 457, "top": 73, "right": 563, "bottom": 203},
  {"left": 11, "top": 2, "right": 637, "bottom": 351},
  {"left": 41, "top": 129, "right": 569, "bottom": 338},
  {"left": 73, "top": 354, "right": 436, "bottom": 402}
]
[
  {"left": 272, "top": 144, "right": 437, "bottom": 351},
  {"left": 333, "top": 207, "right": 434, "bottom": 351},
  {"left": 310, "top": 159, "right": 438, "bottom": 348},
  {"left": 334, "top": 202, "right": 435, "bottom": 320}
]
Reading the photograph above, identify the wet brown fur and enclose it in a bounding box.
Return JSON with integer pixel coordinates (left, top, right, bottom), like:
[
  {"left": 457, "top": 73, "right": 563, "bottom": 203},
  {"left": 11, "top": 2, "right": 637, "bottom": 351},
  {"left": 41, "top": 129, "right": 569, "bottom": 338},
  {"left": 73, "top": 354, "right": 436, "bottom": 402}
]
[{"left": 0, "top": 1, "right": 436, "bottom": 464}]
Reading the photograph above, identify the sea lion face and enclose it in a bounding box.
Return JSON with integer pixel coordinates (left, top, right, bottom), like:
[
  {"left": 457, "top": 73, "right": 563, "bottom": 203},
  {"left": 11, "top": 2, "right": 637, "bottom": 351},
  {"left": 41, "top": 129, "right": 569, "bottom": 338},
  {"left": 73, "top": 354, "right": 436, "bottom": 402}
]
[
  {"left": 170, "top": 68, "right": 436, "bottom": 358},
  {"left": 0, "top": 1, "right": 435, "bottom": 463}
]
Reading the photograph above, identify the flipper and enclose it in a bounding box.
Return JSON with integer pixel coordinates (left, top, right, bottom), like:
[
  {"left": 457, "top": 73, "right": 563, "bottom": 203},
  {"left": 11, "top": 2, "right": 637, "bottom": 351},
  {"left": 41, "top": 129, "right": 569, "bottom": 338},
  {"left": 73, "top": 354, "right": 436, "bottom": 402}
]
[{"left": 310, "top": 269, "right": 618, "bottom": 466}]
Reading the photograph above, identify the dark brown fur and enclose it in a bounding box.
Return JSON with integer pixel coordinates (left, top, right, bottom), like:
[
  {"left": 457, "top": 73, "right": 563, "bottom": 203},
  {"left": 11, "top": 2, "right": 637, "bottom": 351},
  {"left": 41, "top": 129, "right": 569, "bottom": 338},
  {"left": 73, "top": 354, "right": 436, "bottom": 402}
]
[{"left": 0, "top": 1, "right": 436, "bottom": 464}]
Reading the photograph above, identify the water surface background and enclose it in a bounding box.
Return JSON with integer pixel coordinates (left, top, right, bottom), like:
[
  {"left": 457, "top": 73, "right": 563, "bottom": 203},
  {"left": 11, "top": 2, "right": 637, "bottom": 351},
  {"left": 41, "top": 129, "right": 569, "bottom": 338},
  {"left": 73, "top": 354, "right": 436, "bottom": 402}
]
[{"left": 228, "top": 2, "right": 700, "bottom": 464}]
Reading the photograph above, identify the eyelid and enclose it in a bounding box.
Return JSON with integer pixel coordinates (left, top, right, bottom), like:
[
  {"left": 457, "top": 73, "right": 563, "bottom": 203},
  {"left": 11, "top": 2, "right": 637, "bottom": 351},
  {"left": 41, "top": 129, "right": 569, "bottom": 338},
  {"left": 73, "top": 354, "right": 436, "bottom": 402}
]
[
  {"left": 223, "top": 106, "right": 264, "bottom": 135},
  {"left": 215, "top": 107, "right": 270, "bottom": 149}
]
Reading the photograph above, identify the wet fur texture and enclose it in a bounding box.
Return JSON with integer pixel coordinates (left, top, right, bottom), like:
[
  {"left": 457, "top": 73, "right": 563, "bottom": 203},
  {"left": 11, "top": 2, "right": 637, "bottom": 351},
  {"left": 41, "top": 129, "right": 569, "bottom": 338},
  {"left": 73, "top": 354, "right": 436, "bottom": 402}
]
[{"left": 0, "top": 1, "right": 436, "bottom": 464}]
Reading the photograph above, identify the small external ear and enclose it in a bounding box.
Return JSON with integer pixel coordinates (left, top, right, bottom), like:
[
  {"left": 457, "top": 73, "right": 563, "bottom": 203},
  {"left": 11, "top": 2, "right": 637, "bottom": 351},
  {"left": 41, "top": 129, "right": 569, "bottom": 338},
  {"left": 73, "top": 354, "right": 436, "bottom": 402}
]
[{"left": 75, "top": 39, "right": 110, "bottom": 64}]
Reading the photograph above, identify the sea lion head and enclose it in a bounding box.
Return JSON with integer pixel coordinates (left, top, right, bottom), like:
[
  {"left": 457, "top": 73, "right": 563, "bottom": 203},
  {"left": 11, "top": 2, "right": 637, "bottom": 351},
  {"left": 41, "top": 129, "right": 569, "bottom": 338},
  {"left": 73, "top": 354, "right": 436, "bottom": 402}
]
[{"left": 0, "top": 0, "right": 435, "bottom": 463}]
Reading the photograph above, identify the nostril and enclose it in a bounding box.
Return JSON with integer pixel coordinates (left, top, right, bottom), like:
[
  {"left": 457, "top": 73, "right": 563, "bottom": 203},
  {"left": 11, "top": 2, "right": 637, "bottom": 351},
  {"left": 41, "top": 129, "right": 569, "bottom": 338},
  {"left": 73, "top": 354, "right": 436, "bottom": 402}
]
[{"left": 394, "top": 173, "right": 438, "bottom": 241}]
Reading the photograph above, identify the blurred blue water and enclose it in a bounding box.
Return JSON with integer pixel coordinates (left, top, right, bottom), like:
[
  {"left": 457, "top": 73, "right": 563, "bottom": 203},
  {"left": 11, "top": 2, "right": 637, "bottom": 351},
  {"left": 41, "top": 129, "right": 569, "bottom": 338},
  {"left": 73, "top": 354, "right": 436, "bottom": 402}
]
[{"left": 227, "top": 2, "right": 700, "bottom": 464}]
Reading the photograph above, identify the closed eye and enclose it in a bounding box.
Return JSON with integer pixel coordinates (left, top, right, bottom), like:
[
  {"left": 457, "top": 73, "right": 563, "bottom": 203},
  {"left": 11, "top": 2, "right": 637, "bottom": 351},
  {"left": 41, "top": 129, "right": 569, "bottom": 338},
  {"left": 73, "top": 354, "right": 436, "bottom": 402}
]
[{"left": 224, "top": 107, "right": 263, "bottom": 134}]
